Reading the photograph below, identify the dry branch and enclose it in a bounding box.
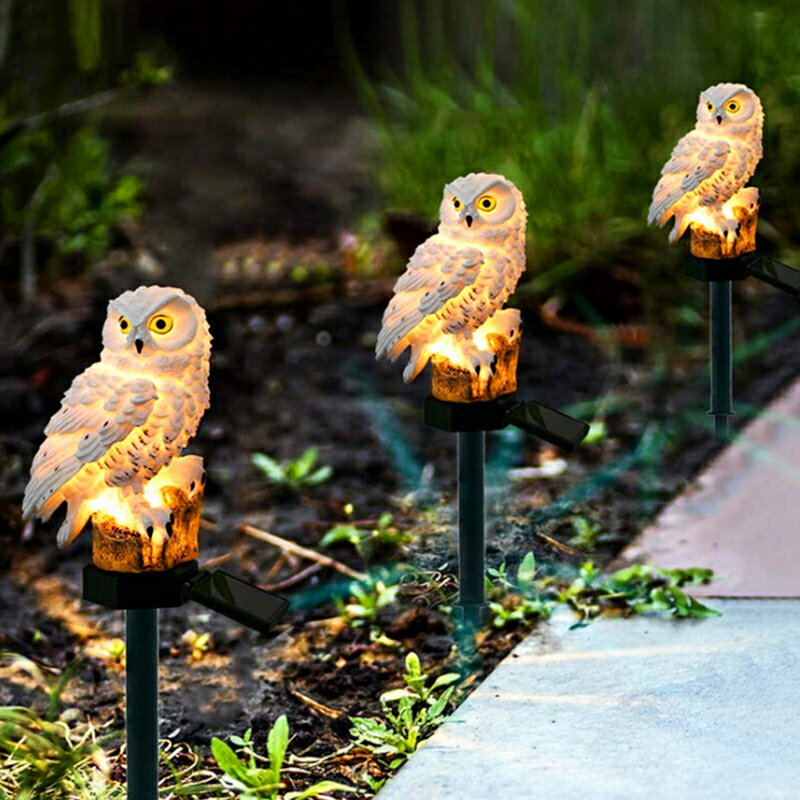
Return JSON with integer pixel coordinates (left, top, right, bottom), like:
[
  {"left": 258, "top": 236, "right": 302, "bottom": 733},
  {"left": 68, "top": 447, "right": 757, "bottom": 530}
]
[
  {"left": 264, "top": 562, "right": 323, "bottom": 592},
  {"left": 239, "top": 523, "right": 368, "bottom": 582}
]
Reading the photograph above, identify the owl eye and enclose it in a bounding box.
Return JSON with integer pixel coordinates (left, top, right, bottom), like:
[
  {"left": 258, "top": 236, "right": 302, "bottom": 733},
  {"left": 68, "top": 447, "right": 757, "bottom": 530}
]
[
  {"left": 119, "top": 316, "right": 131, "bottom": 333},
  {"left": 706, "top": 102, "right": 714, "bottom": 113},
  {"left": 453, "top": 198, "right": 462, "bottom": 210},
  {"left": 148, "top": 314, "right": 174, "bottom": 334},
  {"left": 477, "top": 195, "right": 497, "bottom": 212},
  {"left": 726, "top": 100, "right": 741, "bottom": 113}
]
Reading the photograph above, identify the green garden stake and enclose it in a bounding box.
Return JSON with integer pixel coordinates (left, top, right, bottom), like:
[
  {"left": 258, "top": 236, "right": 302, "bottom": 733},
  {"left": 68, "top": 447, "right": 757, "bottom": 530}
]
[
  {"left": 424, "top": 396, "right": 589, "bottom": 631},
  {"left": 710, "top": 279, "right": 733, "bottom": 442},
  {"left": 686, "top": 251, "right": 800, "bottom": 445},
  {"left": 457, "top": 430, "right": 486, "bottom": 629},
  {"left": 126, "top": 609, "right": 159, "bottom": 800}
]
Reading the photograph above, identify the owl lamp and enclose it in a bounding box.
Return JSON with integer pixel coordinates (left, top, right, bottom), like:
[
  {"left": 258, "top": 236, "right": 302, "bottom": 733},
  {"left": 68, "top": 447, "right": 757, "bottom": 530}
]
[
  {"left": 24, "top": 285, "right": 211, "bottom": 571},
  {"left": 377, "top": 174, "right": 590, "bottom": 629},
  {"left": 23, "top": 285, "right": 287, "bottom": 800},
  {"left": 648, "top": 83, "right": 763, "bottom": 260},
  {"left": 376, "top": 172, "right": 526, "bottom": 403}
]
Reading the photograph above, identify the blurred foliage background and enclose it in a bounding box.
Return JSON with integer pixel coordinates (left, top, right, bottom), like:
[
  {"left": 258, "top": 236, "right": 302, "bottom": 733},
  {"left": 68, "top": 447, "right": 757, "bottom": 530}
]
[
  {"left": 350, "top": 0, "right": 800, "bottom": 326},
  {"left": 4, "top": 0, "right": 800, "bottom": 330}
]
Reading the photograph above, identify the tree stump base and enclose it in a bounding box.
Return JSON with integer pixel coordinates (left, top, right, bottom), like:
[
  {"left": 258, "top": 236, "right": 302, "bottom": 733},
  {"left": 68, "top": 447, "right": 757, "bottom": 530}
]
[
  {"left": 690, "top": 202, "right": 759, "bottom": 260},
  {"left": 91, "top": 485, "right": 203, "bottom": 573},
  {"left": 431, "top": 334, "right": 519, "bottom": 403}
]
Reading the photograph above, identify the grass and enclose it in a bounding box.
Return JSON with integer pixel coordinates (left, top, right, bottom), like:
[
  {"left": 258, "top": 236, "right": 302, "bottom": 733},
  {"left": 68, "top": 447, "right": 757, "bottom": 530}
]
[
  {"left": 345, "top": 0, "right": 800, "bottom": 331},
  {"left": 484, "top": 553, "right": 719, "bottom": 631}
]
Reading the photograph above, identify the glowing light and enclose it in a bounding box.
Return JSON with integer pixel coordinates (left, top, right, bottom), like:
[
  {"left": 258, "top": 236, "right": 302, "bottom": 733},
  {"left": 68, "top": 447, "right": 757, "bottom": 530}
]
[
  {"left": 648, "top": 83, "right": 763, "bottom": 245},
  {"left": 22, "top": 285, "right": 211, "bottom": 571},
  {"left": 375, "top": 173, "right": 527, "bottom": 386},
  {"left": 86, "top": 488, "right": 137, "bottom": 530}
]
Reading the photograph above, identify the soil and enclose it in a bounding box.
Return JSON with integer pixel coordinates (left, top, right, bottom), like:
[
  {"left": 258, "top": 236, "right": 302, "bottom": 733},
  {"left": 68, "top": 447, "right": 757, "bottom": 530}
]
[{"left": 2, "top": 83, "right": 800, "bottom": 794}]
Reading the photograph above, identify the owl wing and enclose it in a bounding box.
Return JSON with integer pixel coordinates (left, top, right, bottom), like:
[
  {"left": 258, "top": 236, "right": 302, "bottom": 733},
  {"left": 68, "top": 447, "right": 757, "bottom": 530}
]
[
  {"left": 647, "top": 132, "right": 731, "bottom": 226},
  {"left": 23, "top": 365, "right": 158, "bottom": 521},
  {"left": 375, "top": 237, "right": 484, "bottom": 359}
]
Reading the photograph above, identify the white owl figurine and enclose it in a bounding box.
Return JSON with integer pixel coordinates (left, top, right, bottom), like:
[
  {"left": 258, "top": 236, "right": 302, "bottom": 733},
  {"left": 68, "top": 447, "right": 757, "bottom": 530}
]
[
  {"left": 23, "top": 285, "right": 211, "bottom": 554},
  {"left": 648, "top": 83, "right": 763, "bottom": 243},
  {"left": 376, "top": 172, "right": 527, "bottom": 383}
]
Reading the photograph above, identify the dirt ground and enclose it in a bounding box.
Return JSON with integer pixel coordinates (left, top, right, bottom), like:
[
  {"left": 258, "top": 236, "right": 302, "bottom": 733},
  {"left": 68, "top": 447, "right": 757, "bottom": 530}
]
[{"left": 2, "top": 83, "right": 800, "bottom": 791}]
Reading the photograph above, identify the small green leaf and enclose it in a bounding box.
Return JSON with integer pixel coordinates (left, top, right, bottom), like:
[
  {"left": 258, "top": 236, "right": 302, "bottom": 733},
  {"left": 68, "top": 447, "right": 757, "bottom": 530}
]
[
  {"left": 381, "top": 688, "right": 412, "bottom": 703},
  {"left": 293, "top": 447, "right": 319, "bottom": 478},
  {"left": 305, "top": 465, "right": 333, "bottom": 485},
  {"left": 427, "top": 685, "right": 454, "bottom": 719},
  {"left": 430, "top": 672, "right": 460, "bottom": 691},
  {"left": 320, "top": 524, "right": 361, "bottom": 549},
  {"left": 267, "top": 714, "right": 289, "bottom": 776},
  {"left": 251, "top": 452, "right": 286, "bottom": 483},
  {"left": 287, "top": 780, "right": 356, "bottom": 799},
  {"left": 583, "top": 420, "right": 607, "bottom": 445},
  {"left": 405, "top": 651, "right": 421, "bottom": 677},
  {"left": 517, "top": 552, "right": 537, "bottom": 590},
  {"left": 211, "top": 737, "right": 249, "bottom": 786}
]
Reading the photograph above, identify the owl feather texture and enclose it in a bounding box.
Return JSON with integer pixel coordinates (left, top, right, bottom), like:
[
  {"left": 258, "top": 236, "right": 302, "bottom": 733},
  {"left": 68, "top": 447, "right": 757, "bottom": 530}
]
[
  {"left": 648, "top": 82, "right": 763, "bottom": 243},
  {"left": 22, "top": 285, "right": 211, "bottom": 557},
  {"left": 376, "top": 172, "right": 527, "bottom": 384}
]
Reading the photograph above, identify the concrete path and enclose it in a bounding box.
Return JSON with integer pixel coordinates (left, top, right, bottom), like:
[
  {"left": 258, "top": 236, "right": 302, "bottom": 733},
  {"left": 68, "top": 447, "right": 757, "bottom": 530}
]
[
  {"left": 378, "top": 602, "right": 800, "bottom": 800},
  {"left": 379, "top": 381, "right": 800, "bottom": 799},
  {"left": 620, "top": 380, "right": 800, "bottom": 596}
]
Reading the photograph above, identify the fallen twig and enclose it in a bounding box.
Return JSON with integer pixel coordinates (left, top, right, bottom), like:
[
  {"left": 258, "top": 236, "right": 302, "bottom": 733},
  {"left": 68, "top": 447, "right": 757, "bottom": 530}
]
[
  {"left": 263, "top": 562, "right": 323, "bottom": 592},
  {"left": 535, "top": 530, "right": 579, "bottom": 555},
  {"left": 263, "top": 551, "right": 288, "bottom": 584},
  {"left": 239, "top": 524, "right": 368, "bottom": 582},
  {"left": 198, "top": 552, "right": 232, "bottom": 571},
  {"left": 289, "top": 688, "right": 343, "bottom": 720}
]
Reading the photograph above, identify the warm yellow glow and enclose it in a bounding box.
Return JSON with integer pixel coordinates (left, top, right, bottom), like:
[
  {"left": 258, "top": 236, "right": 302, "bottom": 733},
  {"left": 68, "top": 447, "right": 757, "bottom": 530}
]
[
  {"left": 87, "top": 487, "right": 137, "bottom": 529},
  {"left": 22, "top": 285, "right": 211, "bottom": 550},
  {"left": 375, "top": 173, "right": 526, "bottom": 384},
  {"left": 428, "top": 334, "right": 469, "bottom": 368},
  {"left": 647, "top": 83, "right": 763, "bottom": 244},
  {"left": 685, "top": 188, "right": 755, "bottom": 236},
  {"left": 427, "top": 310, "right": 521, "bottom": 375},
  {"left": 473, "top": 311, "right": 519, "bottom": 350},
  {"left": 684, "top": 206, "right": 720, "bottom": 234}
]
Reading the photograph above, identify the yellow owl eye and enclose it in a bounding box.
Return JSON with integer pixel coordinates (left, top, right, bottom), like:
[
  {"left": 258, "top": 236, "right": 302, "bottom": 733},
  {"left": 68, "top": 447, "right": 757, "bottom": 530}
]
[
  {"left": 148, "top": 314, "right": 173, "bottom": 334},
  {"left": 453, "top": 198, "right": 462, "bottom": 210},
  {"left": 477, "top": 195, "right": 497, "bottom": 212},
  {"left": 726, "top": 100, "right": 741, "bottom": 113},
  {"left": 706, "top": 101, "right": 714, "bottom": 112},
  {"left": 119, "top": 316, "right": 131, "bottom": 333}
]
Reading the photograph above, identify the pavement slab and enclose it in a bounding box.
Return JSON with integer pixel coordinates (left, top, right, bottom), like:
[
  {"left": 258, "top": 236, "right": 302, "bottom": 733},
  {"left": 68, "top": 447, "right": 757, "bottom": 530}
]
[
  {"left": 377, "top": 601, "right": 800, "bottom": 800},
  {"left": 619, "top": 380, "right": 800, "bottom": 597}
]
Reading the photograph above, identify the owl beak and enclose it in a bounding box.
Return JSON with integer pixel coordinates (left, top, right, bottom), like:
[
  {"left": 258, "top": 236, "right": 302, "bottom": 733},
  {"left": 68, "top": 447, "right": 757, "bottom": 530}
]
[
  {"left": 716, "top": 114, "right": 723, "bottom": 125},
  {"left": 134, "top": 339, "right": 144, "bottom": 354},
  {"left": 465, "top": 214, "right": 474, "bottom": 228}
]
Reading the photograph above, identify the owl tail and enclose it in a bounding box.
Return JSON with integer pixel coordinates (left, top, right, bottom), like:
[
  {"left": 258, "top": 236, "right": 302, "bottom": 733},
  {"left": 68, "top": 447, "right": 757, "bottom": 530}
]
[
  {"left": 403, "top": 342, "right": 430, "bottom": 383},
  {"left": 57, "top": 497, "right": 93, "bottom": 547},
  {"left": 669, "top": 212, "right": 690, "bottom": 243}
]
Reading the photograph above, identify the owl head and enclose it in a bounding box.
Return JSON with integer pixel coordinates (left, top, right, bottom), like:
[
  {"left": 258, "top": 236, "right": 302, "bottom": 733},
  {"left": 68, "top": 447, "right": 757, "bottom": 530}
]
[
  {"left": 101, "top": 285, "right": 211, "bottom": 372},
  {"left": 439, "top": 173, "right": 526, "bottom": 232},
  {"left": 695, "top": 83, "right": 763, "bottom": 134}
]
